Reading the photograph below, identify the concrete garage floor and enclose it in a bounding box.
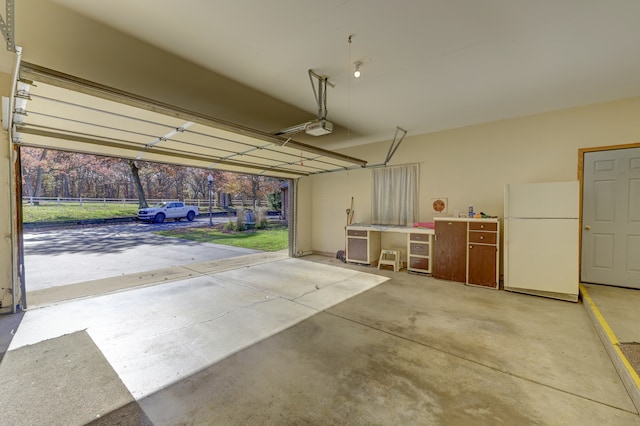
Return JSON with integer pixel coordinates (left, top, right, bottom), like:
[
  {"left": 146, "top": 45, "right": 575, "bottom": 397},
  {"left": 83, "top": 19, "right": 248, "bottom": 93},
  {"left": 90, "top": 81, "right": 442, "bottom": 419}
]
[{"left": 1, "top": 254, "right": 639, "bottom": 425}]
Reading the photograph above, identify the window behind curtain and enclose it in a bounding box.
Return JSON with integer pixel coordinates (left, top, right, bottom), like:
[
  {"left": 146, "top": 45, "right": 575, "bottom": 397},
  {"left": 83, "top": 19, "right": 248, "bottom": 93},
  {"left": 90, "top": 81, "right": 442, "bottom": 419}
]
[{"left": 372, "top": 164, "right": 419, "bottom": 225}]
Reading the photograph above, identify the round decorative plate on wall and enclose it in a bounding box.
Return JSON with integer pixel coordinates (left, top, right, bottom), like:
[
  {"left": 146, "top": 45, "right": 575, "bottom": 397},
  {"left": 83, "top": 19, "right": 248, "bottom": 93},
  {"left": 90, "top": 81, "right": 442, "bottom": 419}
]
[{"left": 431, "top": 198, "right": 448, "bottom": 214}]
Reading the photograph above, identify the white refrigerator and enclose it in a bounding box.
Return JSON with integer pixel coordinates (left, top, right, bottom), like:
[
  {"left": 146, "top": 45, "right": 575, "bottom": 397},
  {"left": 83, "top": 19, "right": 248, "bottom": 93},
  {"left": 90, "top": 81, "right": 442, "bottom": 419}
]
[{"left": 504, "top": 181, "right": 580, "bottom": 302}]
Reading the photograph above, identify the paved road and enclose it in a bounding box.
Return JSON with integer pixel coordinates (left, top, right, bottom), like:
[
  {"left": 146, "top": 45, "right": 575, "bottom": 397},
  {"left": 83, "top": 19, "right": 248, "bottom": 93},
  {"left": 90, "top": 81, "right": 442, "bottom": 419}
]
[{"left": 23, "top": 217, "right": 261, "bottom": 292}]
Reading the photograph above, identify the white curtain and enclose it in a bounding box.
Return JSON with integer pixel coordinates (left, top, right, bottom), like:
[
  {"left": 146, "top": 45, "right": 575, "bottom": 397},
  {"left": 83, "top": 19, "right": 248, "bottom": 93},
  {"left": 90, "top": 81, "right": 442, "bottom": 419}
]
[{"left": 372, "top": 164, "right": 419, "bottom": 225}]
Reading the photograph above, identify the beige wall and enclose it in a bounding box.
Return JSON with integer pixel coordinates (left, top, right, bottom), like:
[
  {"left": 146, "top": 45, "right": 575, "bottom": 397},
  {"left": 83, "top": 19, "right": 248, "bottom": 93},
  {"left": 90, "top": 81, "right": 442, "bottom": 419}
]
[
  {"left": 307, "top": 97, "right": 640, "bottom": 256},
  {"left": 292, "top": 177, "right": 314, "bottom": 255},
  {"left": 302, "top": 167, "right": 372, "bottom": 256}
]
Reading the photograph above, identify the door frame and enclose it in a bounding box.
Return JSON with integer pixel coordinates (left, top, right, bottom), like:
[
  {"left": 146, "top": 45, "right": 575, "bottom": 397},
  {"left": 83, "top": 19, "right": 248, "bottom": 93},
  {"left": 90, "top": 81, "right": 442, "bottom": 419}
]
[{"left": 577, "top": 142, "right": 640, "bottom": 282}]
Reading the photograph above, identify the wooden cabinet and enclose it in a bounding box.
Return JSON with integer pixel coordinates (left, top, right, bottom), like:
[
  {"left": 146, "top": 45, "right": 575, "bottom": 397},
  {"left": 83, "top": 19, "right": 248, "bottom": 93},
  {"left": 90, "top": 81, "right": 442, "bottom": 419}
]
[
  {"left": 407, "top": 232, "right": 433, "bottom": 274},
  {"left": 433, "top": 218, "right": 500, "bottom": 288},
  {"left": 468, "top": 221, "right": 499, "bottom": 287},
  {"left": 346, "top": 229, "right": 381, "bottom": 265},
  {"left": 433, "top": 220, "right": 467, "bottom": 282}
]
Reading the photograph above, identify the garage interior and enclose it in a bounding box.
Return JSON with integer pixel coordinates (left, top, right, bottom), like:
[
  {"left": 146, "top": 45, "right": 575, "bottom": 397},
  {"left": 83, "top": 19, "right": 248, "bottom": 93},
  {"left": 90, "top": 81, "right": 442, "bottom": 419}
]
[{"left": 1, "top": 1, "right": 640, "bottom": 424}]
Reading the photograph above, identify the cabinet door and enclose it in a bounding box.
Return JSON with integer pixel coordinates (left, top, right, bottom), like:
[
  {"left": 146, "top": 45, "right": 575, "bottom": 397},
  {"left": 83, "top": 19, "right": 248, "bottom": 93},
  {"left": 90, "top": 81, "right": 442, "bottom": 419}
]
[
  {"left": 468, "top": 244, "right": 497, "bottom": 287},
  {"left": 433, "top": 221, "right": 467, "bottom": 282},
  {"left": 347, "top": 238, "right": 368, "bottom": 262}
]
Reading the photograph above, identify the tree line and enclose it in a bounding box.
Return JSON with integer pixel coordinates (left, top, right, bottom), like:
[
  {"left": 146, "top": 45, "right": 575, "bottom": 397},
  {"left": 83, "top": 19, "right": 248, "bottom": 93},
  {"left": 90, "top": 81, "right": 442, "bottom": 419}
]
[{"left": 20, "top": 147, "right": 285, "bottom": 209}]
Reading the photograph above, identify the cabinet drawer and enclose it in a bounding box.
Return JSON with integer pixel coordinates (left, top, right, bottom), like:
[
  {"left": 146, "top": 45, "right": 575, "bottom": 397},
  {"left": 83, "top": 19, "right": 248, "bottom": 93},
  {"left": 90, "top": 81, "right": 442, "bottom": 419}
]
[
  {"left": 468, "top": 221, "right": 497, "bottom": 231},
  {"left": 409, "top": 233, "right": 431, "bottom": 242},
  {"left": 409, "top": 256, "right": 429, "bottom": 270},
  {"left": 468, "top": 231, "right": 497, "bottom": 245},
  {"left": 409, "top": 242, "right": 430, "bottom": 255},
  {"left": 347, "top": 230, "right": 368, "bottom": 237}
]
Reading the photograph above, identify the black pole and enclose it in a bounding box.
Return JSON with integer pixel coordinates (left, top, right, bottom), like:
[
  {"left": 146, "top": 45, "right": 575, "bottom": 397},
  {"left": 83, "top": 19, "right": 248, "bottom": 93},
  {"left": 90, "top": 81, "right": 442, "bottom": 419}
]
[
  {"left": 208, "top": 174, "right": 213, "bottom": 227},
  {"left": 208, "top": 180, "right": 213, "bottom": 226}
]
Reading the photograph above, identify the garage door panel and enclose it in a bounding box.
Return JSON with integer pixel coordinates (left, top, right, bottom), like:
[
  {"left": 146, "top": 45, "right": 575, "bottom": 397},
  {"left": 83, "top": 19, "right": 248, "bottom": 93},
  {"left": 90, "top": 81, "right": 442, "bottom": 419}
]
[{"left": 14, "top": 68, "right": 367, "bottom": 178}]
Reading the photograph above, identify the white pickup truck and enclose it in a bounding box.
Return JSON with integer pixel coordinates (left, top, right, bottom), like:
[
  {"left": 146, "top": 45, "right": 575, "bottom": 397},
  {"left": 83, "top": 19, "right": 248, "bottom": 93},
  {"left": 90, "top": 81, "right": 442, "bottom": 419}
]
[{"left": 138, "top": 201, "right": 199, "bottom": 223}]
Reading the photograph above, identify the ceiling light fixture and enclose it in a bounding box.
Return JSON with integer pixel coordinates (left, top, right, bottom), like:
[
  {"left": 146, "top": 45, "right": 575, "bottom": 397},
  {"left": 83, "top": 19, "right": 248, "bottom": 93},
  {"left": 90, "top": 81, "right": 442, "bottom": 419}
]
[{"left": 353, "top": 61, "right": 362, "bottom": 78}]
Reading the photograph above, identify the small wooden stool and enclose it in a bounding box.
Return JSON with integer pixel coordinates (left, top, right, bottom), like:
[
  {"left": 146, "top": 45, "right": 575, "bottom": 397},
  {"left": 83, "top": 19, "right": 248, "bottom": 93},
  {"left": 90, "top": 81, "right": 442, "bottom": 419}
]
[{"left": 378, "top": 249, "right": 401, "bottom": 272}]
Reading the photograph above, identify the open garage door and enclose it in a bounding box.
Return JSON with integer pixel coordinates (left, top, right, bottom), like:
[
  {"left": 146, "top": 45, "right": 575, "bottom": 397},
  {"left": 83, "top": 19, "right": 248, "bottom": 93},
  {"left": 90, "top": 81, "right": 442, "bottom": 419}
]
[
  {"left": 5, "top": 63, "right": 367, "bottom": 310},
  {"left": 14, "top": 63, "right": 367, "bottom": 178}
]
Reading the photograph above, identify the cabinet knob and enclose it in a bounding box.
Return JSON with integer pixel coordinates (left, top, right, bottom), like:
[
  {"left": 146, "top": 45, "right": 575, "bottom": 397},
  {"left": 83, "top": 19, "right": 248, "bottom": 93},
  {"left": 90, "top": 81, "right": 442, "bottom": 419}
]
[
  {"left": 480, "top": 236, "right": 484, "bottom": 240},
  {"left": 480, "top": 225, "right": 484, "bottom": 229},
  {"left": 469, "top": 245, "right": 473, "bottom": 249},
  {"left": 585, "top": 225, "right": 591, "bottom": 231}
]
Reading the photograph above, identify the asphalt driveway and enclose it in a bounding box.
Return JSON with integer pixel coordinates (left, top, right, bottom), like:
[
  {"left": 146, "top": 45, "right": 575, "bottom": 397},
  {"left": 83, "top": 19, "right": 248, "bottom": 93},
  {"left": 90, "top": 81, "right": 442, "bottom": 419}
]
[{"left": 23, "top": 218, "right": 261, "bottom": 292}]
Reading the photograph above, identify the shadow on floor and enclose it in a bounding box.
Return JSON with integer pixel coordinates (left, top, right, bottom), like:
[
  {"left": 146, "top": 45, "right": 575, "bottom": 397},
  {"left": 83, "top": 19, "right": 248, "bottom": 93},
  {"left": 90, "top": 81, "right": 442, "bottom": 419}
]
[{"left": 0, "top": 310, "right": 23, "bottom": 363}]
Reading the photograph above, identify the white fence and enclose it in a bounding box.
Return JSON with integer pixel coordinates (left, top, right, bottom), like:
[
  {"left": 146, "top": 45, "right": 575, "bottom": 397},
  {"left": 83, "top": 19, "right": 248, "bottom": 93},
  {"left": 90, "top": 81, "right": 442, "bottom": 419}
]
[{"left": 22, "top": 197, "right": 269, "bottom": 209}]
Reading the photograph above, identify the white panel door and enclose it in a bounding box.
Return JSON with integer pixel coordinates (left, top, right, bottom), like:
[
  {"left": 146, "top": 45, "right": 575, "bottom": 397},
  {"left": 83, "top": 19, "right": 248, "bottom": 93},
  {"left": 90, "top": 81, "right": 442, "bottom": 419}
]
[{"left": 582, "top": 147, "right": 640, "bottom": 288}]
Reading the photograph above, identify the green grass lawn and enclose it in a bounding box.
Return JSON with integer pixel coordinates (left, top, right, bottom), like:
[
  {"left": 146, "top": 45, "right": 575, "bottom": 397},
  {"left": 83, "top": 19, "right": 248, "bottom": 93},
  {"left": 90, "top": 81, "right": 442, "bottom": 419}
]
[
  {"left": 22, "top": 203, "right": 139, "bottom": 222},
  {"left": 156, "top": 225, "right": 289, "bottom": 252},
  {"left": 23, "top": 203, "right": 288, "bottom": 252},
  {"left": 22, "top": 203, "right": 238, "bottom": 222}
]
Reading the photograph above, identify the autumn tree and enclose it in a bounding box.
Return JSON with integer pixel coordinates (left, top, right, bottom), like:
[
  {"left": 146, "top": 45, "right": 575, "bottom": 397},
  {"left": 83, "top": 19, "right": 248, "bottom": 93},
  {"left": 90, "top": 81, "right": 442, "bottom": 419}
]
[
  {"left": 128, "top": 160, "right": 148, "bottom": 208},
  {"left": 20, "top": 148, "right": 285, "bottom": 211},
  {"left": 218, "top": 173, "right": 281, "bottom": 209},
  {"left": 21, "top": 147, "right": 49, "bottom": 202},
  {"left": 184, "top": 168, "right": 225, "bottom": 201}
]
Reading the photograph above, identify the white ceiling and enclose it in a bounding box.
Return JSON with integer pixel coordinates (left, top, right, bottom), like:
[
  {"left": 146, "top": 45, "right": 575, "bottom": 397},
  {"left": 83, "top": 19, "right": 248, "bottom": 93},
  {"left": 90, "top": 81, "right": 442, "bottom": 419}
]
[{"left": 49, "top": 0, "right": 640, "bottom": 149}]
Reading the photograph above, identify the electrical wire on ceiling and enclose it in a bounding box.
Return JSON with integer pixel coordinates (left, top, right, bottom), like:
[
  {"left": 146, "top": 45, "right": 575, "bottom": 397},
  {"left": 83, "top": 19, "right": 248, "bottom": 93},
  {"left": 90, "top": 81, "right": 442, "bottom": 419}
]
[
  {"left": 347, "top": 35, "right": 408, "bottom": 166},
  {"left": 347, "top": 34, "right": 355, "bottom": 142}
]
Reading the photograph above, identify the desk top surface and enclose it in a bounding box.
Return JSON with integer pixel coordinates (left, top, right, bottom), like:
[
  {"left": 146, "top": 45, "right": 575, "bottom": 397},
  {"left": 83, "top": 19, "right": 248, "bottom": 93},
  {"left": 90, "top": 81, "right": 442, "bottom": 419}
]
[
  {"left": 433, "top": 217, "right": 500, "bottom": 223},
  {"left": 347, "top": 224, "right": 435, "bottom": 234}
]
